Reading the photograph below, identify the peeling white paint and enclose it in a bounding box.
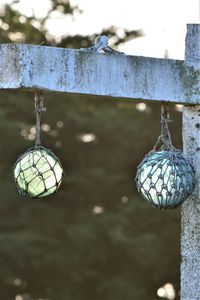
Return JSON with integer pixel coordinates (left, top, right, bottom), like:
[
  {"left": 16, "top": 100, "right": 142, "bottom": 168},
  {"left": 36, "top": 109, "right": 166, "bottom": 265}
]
[
  {"left": 0, "top": 43, "right": 199, "bottom": 103},
  {"left": 181, "top": 24, "right": 200, "bottom": 300},
  {"left": 0, "top": 44, "right": 23, "bottom": 88}
]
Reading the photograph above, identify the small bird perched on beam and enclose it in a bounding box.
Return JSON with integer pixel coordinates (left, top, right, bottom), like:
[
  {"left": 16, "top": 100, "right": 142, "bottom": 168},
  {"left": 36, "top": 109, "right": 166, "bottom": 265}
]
[{"left": 81, "top": 35, "right": 124, "bottom": 54}]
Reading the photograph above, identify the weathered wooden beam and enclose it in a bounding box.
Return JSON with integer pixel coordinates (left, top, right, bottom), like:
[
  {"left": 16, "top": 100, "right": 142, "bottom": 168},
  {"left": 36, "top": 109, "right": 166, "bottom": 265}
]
[
  {"left": 181, "top": 24, "right": 200, "bottom": 300},
  {"left": 0, "top": 43, "right": 199, "bottom": 103}
]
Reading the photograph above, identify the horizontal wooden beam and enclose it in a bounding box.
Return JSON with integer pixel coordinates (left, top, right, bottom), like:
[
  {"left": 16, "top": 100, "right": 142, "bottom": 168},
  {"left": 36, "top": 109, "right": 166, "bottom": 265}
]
[{"left": 0, "top": 43, "right": 199, "bottom": 104}]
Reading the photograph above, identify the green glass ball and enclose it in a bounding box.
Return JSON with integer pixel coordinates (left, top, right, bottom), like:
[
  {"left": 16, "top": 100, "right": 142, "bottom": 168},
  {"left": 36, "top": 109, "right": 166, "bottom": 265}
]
[
  {"left": 135, "top": 151, "right": 195, "bottom": 209},
  {"left": 14, "top": 146, "right": 63, "bottom": 198}
]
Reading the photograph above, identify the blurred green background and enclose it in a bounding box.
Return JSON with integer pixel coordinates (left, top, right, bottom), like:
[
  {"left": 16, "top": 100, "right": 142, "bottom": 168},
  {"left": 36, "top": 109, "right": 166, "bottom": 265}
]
[{"left": 0, "top": 1, "right": 183, "bottom": 299}]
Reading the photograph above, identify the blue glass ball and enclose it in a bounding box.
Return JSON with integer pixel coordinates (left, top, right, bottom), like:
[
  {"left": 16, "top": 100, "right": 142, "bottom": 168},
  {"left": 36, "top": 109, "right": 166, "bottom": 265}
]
[{"left": 135, "top": 151, "right": 195, "bottom": 209}]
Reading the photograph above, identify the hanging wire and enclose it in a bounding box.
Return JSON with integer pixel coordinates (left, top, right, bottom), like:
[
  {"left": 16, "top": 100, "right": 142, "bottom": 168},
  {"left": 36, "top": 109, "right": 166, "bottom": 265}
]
[{"left": 34, "top": 90, "right": 46, "bottom": 146}]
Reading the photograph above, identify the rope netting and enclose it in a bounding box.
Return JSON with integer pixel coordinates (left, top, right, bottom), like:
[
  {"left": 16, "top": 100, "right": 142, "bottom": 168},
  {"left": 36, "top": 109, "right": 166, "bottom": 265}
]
[
  {"left": 14, "top": 91, "right": 63, "bottom": 198},
  {"left": 14, "top": 146, "right": 63, "bottom": 198},
  {"left": 135, "top": 103, "right": 195, "bottom": 209}
]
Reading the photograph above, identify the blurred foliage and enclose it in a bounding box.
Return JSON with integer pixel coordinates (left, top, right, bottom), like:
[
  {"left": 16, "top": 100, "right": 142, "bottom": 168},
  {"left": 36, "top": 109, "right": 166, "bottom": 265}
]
[
  {"left": 0, "top": 1, "right": 182, "bottom": 300},
  {"left": 0, "top": 0, "right": 142, "bottom": 48}
]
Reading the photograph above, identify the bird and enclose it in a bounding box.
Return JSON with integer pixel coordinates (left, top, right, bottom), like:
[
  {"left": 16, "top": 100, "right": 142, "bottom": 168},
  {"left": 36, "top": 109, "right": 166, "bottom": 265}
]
[{"left": 81, "top": 35, "right": 124, "bottom": 54}]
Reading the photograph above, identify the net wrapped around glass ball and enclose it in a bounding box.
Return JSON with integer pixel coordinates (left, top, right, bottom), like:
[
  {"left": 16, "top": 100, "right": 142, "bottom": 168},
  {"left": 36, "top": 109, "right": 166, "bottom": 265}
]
[
  {"left": 135, "top": 150, "right": 195, "bottom": 208},
  {"left": 14, "top": 146, "right": 64, "bottom": 198}
]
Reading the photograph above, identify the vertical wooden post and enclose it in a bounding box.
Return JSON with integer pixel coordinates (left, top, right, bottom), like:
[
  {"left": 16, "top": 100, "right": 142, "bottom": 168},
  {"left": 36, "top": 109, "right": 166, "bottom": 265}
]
[{"left": 181, "top": 24, "right": 200, "bottom": 300}]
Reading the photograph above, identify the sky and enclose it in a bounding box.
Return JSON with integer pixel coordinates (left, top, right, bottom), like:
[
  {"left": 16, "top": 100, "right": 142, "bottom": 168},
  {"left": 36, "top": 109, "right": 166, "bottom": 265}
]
[{"left": 0, "top": 0, "right": 199, "bottom": 59}]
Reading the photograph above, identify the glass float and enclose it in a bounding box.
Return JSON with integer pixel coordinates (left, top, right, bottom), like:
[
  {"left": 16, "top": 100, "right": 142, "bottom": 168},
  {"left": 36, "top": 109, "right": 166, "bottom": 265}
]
[
  {"left": 135, "top": 103, "right": 195, "bottom": 209},
  {"left": 135, "top": 150, "right": 195, "bottom": 208},
  {"left": 14, "top": 146, "right": 63, "bottom": 198},
  {"left": 13, "top": 91, "right": 64, "bottom": 198}
]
